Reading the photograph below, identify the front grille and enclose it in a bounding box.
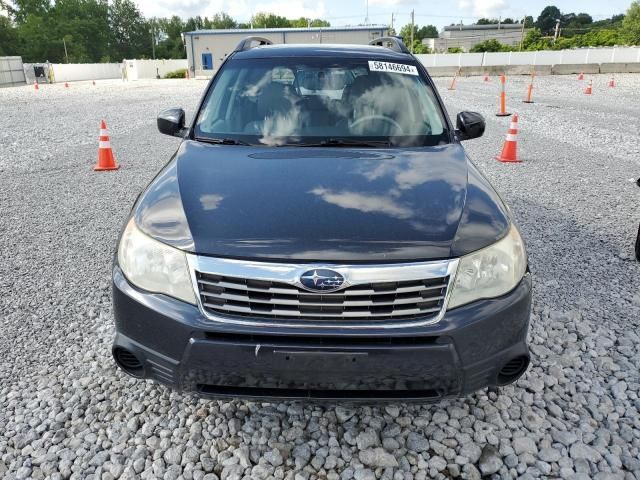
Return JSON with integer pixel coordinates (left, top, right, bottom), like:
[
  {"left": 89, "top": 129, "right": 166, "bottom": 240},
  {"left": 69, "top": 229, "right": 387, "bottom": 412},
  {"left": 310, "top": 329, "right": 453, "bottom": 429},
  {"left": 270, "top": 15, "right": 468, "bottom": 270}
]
[{"left": 196, "top": 272, "right": 449, "bottom": 322}]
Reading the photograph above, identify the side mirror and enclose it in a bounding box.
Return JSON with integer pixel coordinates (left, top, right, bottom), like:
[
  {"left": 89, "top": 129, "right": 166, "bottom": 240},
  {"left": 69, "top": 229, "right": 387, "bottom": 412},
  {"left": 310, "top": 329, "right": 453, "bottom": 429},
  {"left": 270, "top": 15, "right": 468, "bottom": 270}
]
[
  {"left": 157, "top": 108, "right": 187, "bottom": 137},
  {"left": 456, "top": 111, "right": 485, "bottom": 141}
]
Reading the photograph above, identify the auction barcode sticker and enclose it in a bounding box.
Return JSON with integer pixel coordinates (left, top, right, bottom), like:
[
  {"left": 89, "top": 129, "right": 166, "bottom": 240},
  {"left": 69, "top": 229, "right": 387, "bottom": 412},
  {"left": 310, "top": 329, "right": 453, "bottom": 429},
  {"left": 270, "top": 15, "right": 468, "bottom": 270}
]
[{"left": 368, "top": 61, "right": 418, "bottom": 76}]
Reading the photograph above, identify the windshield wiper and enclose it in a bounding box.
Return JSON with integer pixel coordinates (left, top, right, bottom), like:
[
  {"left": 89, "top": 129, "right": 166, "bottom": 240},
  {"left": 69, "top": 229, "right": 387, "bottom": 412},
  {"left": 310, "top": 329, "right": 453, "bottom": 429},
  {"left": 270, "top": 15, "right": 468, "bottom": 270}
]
[
  {"left": 198, "top": 137, "right": 251, "bottom": 146},
  {"left": 287, "top": 138, "right": 391, "bottom": 148}
]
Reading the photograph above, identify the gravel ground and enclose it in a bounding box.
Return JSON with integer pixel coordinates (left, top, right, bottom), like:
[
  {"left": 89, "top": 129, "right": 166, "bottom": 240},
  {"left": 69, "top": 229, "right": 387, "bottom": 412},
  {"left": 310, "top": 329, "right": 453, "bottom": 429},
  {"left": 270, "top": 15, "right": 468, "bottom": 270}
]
[{"left": 1, "top": 74, "right": 639, "bottom": 480}]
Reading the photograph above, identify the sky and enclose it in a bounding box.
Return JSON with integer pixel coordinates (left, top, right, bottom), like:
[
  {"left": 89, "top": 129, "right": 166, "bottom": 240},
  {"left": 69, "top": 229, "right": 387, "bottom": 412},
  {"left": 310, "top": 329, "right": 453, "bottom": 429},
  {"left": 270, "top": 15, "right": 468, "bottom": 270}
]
[{"left": 133, "top": 0, "right": 633, "bottom": 31}]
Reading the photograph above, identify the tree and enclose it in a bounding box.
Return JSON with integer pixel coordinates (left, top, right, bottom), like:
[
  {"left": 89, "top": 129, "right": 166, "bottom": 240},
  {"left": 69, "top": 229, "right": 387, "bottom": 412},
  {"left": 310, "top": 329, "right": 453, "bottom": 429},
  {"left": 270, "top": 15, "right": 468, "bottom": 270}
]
[
  {"left": 184, "top": 16, "right": 205, "bottom": 31},
  {"left": 523, "top": 16, "right": 534, "bottom": 28},
  {"left": 16, "top": 14, "right": 60, "bottom": 61},
  {"left": 290, "top": 17, "right": 330, "bottom": 28},
  {"left": 211, "top": 12, "right": 236, "bottom": 29},
  {"left": 418, "top": 25, "right": 438, "bottom": 38},
  {"left": 10, "top": 0, "right": 50, "bottom": 23},
  {"left": 470, "top": 39, "right": 511, "bottom": 52},
  {"left": 409, "top": 40, "right": 430, "bottom": 53},
  {"left": 399, "top": 23, "right": 438, "bottom": 44},
  {"left": 521, "top": 28, "right": 554, "bottom": 50},
  {"left": 250, "top": 12, "right": 290, "bottom": 28},
  {"left": 0, "top": 15, "right": 18, "bottom": 55},
  {"left": 155, "top": 15, "right": 186, "bottom": 59},
  {"left": 476, "top": 18, "right": 498, "bottom": 25},
  {"left": 51, "top": 0, "right": 110, "bottom": 62},
  {"left": 623, "top": 1, "right": 640, "bottom": 45},
  {"left": 536, "top": 5, "right": 561, "bottom": 35},
  {"left": 109, "top": 0, "right": 150, "bottom": 61},
  {"left": 561, "top": 12, "right": 593, "bottom": 37}
]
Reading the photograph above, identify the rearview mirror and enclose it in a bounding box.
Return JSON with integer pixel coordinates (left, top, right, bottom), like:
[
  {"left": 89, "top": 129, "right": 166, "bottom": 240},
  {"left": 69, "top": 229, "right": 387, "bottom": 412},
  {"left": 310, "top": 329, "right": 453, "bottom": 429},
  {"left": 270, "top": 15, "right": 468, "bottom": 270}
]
[
  {"left": 157, "top": 108, "right": 187, "bottom": 137},
  {"left": 456, "top": 111, "right": 485, "bottom": 141}
]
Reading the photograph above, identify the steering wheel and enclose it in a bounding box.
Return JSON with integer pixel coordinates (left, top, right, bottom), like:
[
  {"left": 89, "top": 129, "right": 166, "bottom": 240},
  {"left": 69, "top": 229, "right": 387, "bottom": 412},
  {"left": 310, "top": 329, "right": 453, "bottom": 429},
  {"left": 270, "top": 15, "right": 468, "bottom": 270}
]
[{"left": 350, "top": 115, "right": 403, "bottom": 135}]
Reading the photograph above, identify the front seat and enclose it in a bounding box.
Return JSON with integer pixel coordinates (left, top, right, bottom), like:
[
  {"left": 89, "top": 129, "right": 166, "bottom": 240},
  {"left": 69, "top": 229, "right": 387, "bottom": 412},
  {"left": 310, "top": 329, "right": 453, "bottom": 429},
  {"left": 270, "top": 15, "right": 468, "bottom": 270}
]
[{"left": 244, "top": 83, "right": 297, "bottom": 135}]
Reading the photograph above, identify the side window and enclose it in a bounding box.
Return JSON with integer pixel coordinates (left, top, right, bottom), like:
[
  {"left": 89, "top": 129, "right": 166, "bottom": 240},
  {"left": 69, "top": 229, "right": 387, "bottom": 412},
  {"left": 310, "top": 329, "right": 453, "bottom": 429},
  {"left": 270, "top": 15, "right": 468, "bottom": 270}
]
[
  {"left": 272, "top": 67, "right": 295, "bottom": 85},
  {"left": 202, "top": 53, "right": 213, "bottom": 71}
]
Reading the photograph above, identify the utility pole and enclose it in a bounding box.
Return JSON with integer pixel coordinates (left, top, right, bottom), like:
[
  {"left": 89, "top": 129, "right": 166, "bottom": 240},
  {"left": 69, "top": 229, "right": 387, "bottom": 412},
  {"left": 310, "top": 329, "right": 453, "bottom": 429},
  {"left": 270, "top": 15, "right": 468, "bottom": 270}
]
[
  {"left": 553, "top": 18, "right": 561, "bottom": 43},
  {"left": 410, "top": 9, "right": 415, "bottom": 53},
  {"left": 62, "top": 37, "right": 69, "bottom": 63},
  {"left": 365, "top": 0, "right": 369, "bottom": 25},
  {"left": 151, "top": 22, "right": 156, "bottom": 60},
  {"left": 390, "top": 12, "right": 395, "bottom": 32},
  {"left": 519, "top": 15, "right": 526, "bottom": 51}
]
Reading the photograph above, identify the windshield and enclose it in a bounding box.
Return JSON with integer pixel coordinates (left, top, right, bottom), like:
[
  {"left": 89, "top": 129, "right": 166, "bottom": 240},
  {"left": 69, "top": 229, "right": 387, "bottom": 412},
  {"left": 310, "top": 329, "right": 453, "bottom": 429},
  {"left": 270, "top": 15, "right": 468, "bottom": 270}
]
[{"left": 195, "top": 57, "right": 450, "bottom": 147}]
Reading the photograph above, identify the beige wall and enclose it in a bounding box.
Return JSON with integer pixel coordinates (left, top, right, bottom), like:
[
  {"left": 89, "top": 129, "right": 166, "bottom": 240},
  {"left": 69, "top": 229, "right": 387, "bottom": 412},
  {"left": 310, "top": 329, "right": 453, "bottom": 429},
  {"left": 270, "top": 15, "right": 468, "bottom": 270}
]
[
  {"left": 425, "top": 28, "right": 530, "bottom": 53},
  {"left": 186, "top": 29, "right": 388, "bottom": 78}
]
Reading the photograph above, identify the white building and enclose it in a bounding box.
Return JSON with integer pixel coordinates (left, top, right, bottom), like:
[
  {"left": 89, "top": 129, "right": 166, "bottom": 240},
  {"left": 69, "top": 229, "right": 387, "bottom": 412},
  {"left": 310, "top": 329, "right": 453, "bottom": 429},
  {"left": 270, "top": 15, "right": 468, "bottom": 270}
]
[
  {"left": 184, "top": 26, "right": 389, "bottom": 78},
  {"left": 424, "top": 24, "right": 531, "bottom": 53}
]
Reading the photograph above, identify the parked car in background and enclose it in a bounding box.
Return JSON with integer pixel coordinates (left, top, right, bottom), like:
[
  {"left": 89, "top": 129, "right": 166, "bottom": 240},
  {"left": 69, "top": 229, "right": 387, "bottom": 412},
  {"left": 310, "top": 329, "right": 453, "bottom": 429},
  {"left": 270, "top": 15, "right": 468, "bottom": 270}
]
[{"left": 111, "top": 37, "right": 532, "bottom": 401}]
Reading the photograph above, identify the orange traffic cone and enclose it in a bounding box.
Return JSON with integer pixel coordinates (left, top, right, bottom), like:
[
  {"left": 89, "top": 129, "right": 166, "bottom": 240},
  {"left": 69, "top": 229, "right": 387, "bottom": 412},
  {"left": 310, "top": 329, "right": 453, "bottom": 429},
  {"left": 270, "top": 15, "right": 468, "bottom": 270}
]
[
  {"left": 496, "top": 114, "right": 521, "bottom": 163},
  {"left": 496, "top": 74, "right": 511, "bottom": 117},
  {"left": 523, "top": 72, "right": 535, "bottom": 104},
  {"left": 483, "top": 74, "right": 489, "bottom": 82},
  {"left": 608, "top": 77, "right": 615, "bottom": 87},
  {"left": 584, "top": 79, "right": 593, "bottom": 95},
  {"left": 94, "top": 120, "right": 119, "bottom": 171},
  {"left": 448, "top": 72, "right": 458, "bottom": 90},
  {"left": 184, "top": 70, "right": 189, "bottom": 79},
  {"left": 34, "top": 81, "right": 39, "bottom": 90},
  {"left": 578, "top": 72, "right": 584, "bottom": 80}
]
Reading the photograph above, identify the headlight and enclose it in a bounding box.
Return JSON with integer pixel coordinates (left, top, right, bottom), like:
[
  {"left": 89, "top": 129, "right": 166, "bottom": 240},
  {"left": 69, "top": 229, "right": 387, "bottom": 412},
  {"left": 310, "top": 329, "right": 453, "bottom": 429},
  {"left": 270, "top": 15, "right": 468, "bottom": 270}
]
[
  {"left": 448, "top": 225, "right": 527, "bottom": 309},
  {"left": 117, "top": 218, "right": 196, "bottom": 304}
]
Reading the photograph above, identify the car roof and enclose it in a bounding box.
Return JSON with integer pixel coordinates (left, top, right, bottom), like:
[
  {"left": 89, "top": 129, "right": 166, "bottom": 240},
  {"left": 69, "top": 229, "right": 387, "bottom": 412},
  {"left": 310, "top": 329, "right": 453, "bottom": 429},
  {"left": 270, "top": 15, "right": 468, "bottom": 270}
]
[{"left": 232, "top": 44, "right": 415, "bottom": 62}]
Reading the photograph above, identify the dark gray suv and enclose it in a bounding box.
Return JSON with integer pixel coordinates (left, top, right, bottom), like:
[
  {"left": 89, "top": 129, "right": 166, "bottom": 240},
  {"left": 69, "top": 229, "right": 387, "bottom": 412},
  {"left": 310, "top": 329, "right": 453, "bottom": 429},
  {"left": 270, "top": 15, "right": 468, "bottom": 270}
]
[{"left": 111, "top": 37, "right": 532, "bottom": 401}]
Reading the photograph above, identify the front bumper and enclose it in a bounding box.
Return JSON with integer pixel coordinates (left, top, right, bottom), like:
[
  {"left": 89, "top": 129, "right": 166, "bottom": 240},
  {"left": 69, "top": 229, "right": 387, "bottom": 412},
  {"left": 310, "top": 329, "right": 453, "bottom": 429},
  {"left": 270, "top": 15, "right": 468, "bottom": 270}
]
[{"left": 112, "top": 266, "right": 532, "bottom": 401}]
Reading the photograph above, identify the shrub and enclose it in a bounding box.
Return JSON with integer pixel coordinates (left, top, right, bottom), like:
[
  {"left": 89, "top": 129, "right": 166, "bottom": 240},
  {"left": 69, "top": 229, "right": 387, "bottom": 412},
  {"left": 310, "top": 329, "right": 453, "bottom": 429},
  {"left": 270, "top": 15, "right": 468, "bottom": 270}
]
[
  {"left": 470, "top": 39, "right": 512, "bottom": 52},
  {"left": 164, "top": 68, "right": 188, "bottom": 79}
]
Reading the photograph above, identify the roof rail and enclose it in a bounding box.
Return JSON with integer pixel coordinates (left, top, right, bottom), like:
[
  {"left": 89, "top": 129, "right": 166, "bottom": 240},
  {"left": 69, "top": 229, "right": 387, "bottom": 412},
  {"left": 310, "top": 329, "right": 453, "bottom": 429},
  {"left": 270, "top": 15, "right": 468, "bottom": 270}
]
[
  {"left": 234, "top": 36, "right": 274, "bottom": 52},
  {"left": 368, "top": 36, "right": 410, "bottom": 54}
]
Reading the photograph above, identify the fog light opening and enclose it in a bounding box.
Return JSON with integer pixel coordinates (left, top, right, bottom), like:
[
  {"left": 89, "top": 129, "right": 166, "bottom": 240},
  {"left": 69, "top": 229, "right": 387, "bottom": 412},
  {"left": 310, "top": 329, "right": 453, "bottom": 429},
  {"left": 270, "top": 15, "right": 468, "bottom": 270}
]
[
  {"left": 113, "top": 347, "right": 144, "bottom": 377},
  {"left": 497, "top": 355, "right": 530, "bottom": 386}
]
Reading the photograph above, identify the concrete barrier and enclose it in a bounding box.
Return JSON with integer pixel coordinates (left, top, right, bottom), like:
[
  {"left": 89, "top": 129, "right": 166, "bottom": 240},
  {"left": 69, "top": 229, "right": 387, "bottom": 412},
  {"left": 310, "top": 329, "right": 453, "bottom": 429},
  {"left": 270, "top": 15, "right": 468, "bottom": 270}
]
[
  {"left": 599, "top": 62, "right": 640, "bottom": 73},
  {"left": 423, "top": 66, "right": 460, "bottom": 77},
  {"left": 527, "top": 65, "right": 553, "bottom": 76},
  {"left": 503, "top": 65, "right": 538, "bottom": 75},
  {"left": 550, "top": 63, "right": 599, "bottom": 75},
  {"left": 425, "top": 62, "right": 640, "bottom": 77},
  {"left": 426, "top": 65, "right": 554, "bottom": 77}
]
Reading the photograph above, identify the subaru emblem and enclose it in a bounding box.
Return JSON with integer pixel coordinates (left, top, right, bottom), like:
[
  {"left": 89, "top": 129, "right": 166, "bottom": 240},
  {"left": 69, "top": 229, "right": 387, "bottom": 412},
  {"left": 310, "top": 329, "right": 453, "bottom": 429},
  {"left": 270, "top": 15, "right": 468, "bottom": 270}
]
[{"left": 299, "top": 269, "right": 345, "bottom": 292}]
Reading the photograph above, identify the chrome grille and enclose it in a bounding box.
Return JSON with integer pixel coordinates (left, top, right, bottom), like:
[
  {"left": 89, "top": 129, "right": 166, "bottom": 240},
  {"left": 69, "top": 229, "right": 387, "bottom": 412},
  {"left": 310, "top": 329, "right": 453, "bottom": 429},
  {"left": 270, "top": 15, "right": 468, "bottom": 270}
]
[{"left": 196, "top": 272, "right": 449, "bottom": 321}]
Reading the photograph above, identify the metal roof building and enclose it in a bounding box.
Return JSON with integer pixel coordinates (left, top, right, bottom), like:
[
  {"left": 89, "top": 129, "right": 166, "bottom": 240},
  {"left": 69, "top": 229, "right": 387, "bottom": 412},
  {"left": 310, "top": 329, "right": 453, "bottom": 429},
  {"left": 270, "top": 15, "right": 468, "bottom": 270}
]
[
  {"left": 424, "top": 23, "right": 531, "bottom": 53},
  {"left": 184, "top": 26, "right": 389, "bottom": 78}
]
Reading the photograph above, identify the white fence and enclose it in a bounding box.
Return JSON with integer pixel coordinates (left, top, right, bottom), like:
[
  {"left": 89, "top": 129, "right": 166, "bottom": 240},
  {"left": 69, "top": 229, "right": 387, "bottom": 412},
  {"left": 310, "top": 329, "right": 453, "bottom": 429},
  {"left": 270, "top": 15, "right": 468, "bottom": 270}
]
[
  {"left": 124, "top": 59, "right": 188, "bottom": 80},
  {"left": 51, "top": 63, "right": 122, "bottom": 82},
  {"left": 44, "top": 59, "right": 188, "bottom": 83},
  {"left": 416, "top": 46, "right": 640, "bottom": 68},
  {"left": 0, "top": 56, "right": 26, "bottom": 87}
]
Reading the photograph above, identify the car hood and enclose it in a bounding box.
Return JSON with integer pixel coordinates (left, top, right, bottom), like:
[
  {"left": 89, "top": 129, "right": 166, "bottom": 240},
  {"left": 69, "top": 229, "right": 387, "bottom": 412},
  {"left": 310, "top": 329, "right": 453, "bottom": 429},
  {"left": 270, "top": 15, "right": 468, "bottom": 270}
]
[{"left": 134, "top": 140, "right": 510, "bottom": 262}]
